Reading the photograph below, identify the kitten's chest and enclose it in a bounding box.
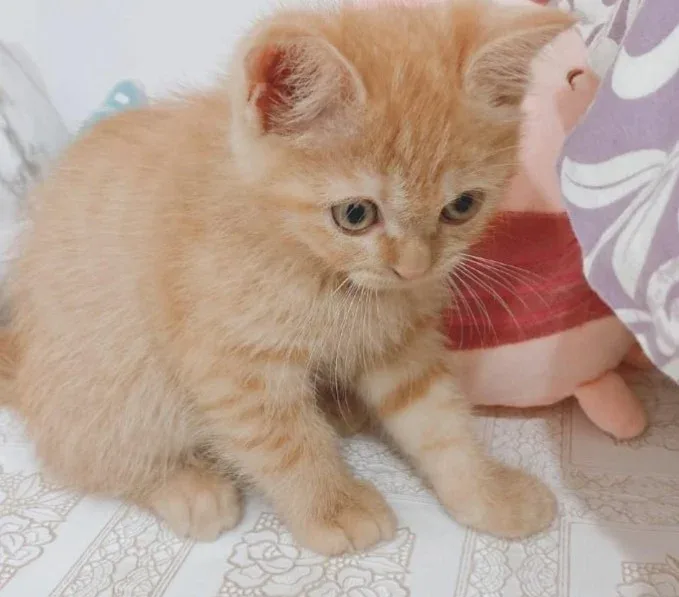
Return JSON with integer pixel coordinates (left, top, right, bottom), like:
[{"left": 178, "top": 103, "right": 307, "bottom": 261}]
[{"left": 300, "top": 287, "right": 437, "bottom": 375}]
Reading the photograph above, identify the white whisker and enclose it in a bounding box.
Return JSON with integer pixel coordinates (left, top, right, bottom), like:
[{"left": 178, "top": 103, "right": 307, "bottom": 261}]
[
  {"left": 463, "top": 253, "right": 546, "bottom": 284},
  {"left": 449, "top": 270, "right": 493, "bottom": 342},
  {"left": 462, "top": 254, "right": 549, "bottom": 308},
  {"left": 463, "top": 261, "right": 530, "bottom": 311},
  {"left": 457, "top": 265, "right": 521, "bottom": 335},
  {"left": 446, "top": 275, "right": 468, "bottom": 349}
]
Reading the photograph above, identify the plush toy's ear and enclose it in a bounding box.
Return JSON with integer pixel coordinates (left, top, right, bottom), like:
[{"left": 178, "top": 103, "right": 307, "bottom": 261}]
[
  {"left": 239, "top": 21, "right": 366, "bottom": 145},
  {"left": 463, "top": 4, "right": 575, "bottom": 118}
]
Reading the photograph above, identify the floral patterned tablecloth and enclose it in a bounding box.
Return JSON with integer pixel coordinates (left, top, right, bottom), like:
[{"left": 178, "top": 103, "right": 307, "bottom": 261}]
[
  {"left": 1, "top": 367, "right": 679, "bottom": 597},
  {"left": 558, "top": 0, "right": 679, "bottom": 380}
]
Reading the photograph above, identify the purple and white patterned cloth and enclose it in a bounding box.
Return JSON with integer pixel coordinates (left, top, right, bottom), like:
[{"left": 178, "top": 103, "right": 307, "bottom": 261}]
[{"left": 558, "top": 0, "right": 679, "bottom": 380}]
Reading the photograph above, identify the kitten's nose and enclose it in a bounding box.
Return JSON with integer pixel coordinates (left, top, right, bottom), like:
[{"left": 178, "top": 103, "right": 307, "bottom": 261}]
[{"left": 391, "top": 240, "right": 431, "bottom": 280}]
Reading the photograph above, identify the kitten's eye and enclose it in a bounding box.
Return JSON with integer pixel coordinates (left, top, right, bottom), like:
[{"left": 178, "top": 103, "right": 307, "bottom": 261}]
[
  {"left": 331, "top": 199, "right": 379, "bottom": 234},
  {"left": 441, "top": 191, "right": 484, "bottom": 224}
]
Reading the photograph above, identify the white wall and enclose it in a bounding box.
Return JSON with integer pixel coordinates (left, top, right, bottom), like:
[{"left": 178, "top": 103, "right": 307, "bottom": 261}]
[
  {"left": 1, "top": 0, "right": 278, "bottom": 131},
  {"left": 0, "top": 1, "right": 37, "bottom": 46}
]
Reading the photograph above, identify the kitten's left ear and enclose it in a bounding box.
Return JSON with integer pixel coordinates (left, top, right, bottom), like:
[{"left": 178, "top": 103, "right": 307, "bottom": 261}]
[
  {"left": 464, "top": 4, "right": 576, "bottom": 117},
  {"left": 235, "top": 18, "right": 366, "bottom": 146}
]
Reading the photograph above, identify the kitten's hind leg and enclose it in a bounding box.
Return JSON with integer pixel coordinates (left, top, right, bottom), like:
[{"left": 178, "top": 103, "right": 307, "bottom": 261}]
[{"left": 145, "top": 461, "right": 242, "bottom": 542}]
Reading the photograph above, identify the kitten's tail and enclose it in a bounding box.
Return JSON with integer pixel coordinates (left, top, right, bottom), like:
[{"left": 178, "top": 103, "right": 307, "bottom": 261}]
[{"left": 0, "top": 329, "right": 17, "bottom": 406}]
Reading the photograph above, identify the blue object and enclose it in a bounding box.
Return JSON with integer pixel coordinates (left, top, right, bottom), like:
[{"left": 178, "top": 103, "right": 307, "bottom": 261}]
[{"left": 80, "top": 79, "right": 148, "bottom": 133}]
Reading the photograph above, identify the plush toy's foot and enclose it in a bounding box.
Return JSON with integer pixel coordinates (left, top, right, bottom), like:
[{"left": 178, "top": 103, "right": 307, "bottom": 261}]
[{"left": 574, "top": 371, "right": 647, "bottom": 440}]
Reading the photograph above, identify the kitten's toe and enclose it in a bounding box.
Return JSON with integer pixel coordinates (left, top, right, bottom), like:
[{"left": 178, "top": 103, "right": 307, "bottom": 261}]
[
  {"left": 292, "top": 480, "right": 397, "bottom": 555},
  {"left": 445, "top": 465, "right": 557, "bottom": 539},
  {"left": 148, "top": 468, "right": 242, "bottom": 541}
]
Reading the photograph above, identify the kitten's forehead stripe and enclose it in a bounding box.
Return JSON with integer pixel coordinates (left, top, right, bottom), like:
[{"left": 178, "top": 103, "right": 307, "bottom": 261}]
[
  {"left": 442, "top": 172, "right": 458, "bottom": 203},
  {"left": 388, "top": 174, "right": 408, "bottom": 213}
]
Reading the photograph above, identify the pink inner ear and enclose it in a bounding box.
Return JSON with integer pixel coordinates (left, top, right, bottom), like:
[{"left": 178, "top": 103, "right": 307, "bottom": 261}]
[{"left": 248, "top": 46, "right": 296, "bottom": 133}]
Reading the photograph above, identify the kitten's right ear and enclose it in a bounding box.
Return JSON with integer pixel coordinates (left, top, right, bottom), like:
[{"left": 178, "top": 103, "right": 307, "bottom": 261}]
[
  {"left": 234, "top": 19, "right": 366, "bottom": 146},
  {"left": 463, "top": 3, "right": 576, "bottom": 118}
]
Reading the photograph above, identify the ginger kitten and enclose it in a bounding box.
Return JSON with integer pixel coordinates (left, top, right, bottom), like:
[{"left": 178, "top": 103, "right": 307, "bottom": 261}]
[{"left": 2, "top": 1, "right": 573, "bottom": 554}]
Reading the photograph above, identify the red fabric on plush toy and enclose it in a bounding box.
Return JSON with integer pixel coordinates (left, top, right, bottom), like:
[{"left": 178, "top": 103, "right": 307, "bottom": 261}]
[{"left": 443, "top": 22, "right": 649, "bottom": 439}]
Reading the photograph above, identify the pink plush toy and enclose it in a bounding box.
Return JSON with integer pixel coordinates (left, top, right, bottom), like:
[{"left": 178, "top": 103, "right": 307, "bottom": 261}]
[{"left": 443, "top": 26, "right": 649, "bottom": 439}]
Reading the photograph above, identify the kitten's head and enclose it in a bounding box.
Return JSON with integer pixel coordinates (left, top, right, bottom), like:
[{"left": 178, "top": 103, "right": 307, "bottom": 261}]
[{"left": 228, "top": 0, "right": 573, "bottom": 290}]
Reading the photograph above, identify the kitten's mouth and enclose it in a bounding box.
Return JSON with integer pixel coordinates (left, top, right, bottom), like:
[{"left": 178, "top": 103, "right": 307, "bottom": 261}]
[{"left": 346, "top": 270, "right": 440, "bottom": 292}]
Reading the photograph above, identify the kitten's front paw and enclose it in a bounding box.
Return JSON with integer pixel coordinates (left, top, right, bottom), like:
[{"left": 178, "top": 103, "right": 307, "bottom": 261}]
[
  {"left": 292, "top": 480, "right": 397, "bottom": 556},
  {"left": 148, "top": 468, "right": 242, "bottom": 542},
  {"left": 446, "top": 465, "right": 557, "bottom": 539}
]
